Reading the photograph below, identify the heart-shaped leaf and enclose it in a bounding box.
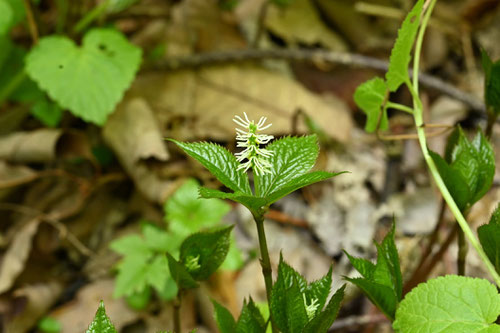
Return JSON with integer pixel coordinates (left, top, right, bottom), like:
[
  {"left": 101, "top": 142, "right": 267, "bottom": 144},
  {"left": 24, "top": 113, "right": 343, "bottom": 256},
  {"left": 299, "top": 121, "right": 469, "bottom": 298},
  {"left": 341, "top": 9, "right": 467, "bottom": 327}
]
[
  {"left": 25, "top": 28, "right": 142, "bottom": 125},
  {"left": 354, "top": 77, "right": 388, "bottom": 132}
]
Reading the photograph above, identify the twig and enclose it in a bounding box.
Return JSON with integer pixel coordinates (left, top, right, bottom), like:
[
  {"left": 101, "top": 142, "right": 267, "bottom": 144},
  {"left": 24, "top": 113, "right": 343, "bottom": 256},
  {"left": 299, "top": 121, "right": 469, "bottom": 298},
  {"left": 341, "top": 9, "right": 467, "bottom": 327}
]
[
  {"left": 153, "top": 49, "right": 485, "bottom": 112},
  {"left": 265, "top": 209, "right": 309, "bottom": 228},
  {"left": 0, "top": 203, "right": 94, "bottom": 257},
  {"left": 22, "top": 0, "right": 39, "bottom": 44},
  {"left": 328, "top": 313, "right": 388, "bottom": 331}
]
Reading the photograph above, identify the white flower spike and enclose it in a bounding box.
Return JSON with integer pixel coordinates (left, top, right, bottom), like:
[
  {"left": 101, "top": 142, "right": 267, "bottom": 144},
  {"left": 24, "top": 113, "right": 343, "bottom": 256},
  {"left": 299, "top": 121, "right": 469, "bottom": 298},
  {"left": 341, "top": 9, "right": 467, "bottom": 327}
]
[
  {"left": 233, "top": 112, "right": 274, "bottom": 176},
  {"left": 303, "top": 294, "right": 320, "bottom": 320}
]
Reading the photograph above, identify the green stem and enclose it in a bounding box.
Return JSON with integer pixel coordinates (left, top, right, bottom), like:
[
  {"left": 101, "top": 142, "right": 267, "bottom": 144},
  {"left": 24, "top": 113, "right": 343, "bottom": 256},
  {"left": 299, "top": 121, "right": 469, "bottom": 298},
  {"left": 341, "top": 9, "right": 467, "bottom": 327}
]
[
  {"left": 386, "top": 101, "right": 414, "bottom": 114},
  {"left": 73, "top": 0, "right": 110, "bottom": 34},
  {"left": 485, "top": 109, "right": 497, "bottom": 139},
  {"left": 252, "top": 210, "right": 278, "bottom": 333},
  {"left": 457, "top": 229, "right": 467, "bottom": 275},
  {"left": 411, "top": 0, "right": 500, "bottom": 287},
  {"left": 173, "top": 290, "right": 182, "bottom": 333},
  {"left": 0, "top": 70, "right": 26, "bottom": 105}
]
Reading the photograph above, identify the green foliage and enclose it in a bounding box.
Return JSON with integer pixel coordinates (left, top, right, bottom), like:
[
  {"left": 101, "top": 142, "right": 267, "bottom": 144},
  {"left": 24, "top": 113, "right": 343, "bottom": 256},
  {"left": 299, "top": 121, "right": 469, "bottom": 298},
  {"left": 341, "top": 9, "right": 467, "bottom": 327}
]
[
  {"left": 478, "top": 205, "right": 500, "bottom": 274},
  {"left": 481, "top": 50, "right": 500, "bottom": 114},
  {"left": 270, "top": 255, "right": 344, "bottom": 333},
  {"left": 214, "top": 298, "right": 268, "bottom": 333},
  {"left": 0, "top": 0, "right": 13, "bottom": 35},
  {"left": 25, "top": 28, "right": 142, "bottom": 125},
  {"left": 353, "top": 77, "right": 388, "bottom": 132},
  {"left": 179, "top": 226, "right": 233, "bottom": 280},
  {"left": 174, "top": 136, "right": 345, "bottom": 213},
  {"left": 111, "top": 179, "right": 242, "bottom": 300},
  {"left": 344, "top": 223, "right": 402, "bottom": 320},
  {"left": 30, "top": 97, "right": 63, "bottom": 127},
  {"left": 385, "top": 0, "right": 424, "bottom": 91},
  {"left": 431, "top": 127, "right": 495, "bottom": 212},
  {"left": 107, "top": 0, "right": 140, "bottom": 13},
  {"left": 166, "top": 253, "right": 199, "bottom": 290},
  {"left": 393, "top": 275, "right": 500, "bottom": 332},
  {"left": 37, "top": 317, "right": 61, "bottom": 333},
  {"left": 86, "top": 301, "right": 117, "bottom": 333},
  {"left": 125, "top": 286, "right": 152, "bottom": 310}
]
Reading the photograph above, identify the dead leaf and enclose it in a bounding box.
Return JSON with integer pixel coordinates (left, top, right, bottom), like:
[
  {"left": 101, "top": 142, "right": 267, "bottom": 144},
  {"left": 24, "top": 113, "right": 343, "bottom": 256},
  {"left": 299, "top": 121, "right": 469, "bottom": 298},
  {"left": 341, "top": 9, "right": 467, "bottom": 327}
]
[
  {"left": 2, "top": 281, "right": 63, "bottom": 333},
  {"left": 266, "top": 0, "right": 347, "bottom": 50},
  {"left": 0, "top": 220, "right": 41, "bottom": 294},
  {"left": 0, "top": 129, "right": 62, "bottom": 163},
  {"left": 49, "top": 279, "right": 139, "bottom": 332},
  {"left": 0, "top": 161, "right": 38, "bottom": 188}
]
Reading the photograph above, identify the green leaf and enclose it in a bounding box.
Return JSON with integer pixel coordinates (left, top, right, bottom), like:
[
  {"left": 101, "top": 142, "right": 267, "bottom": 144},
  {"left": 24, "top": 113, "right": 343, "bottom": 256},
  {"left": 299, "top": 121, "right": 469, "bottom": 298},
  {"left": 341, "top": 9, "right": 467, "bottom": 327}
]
[
  {"left": 86, "top": 301, "right": 117, "bottom": 333},
  {"left": 169, "top": 141, "right": 251, "bottom": 195},
  {"left": 25, "top": 28, "right": 142, "bottom": 125},
  {"left": 353, "top": 77, "right": 388, "bottom": 132},
  {"left": 38, "top": 317, "right": 61, "bottom": 333},
  {"left": 4, "top": 0, "right": 24, "bottom": 26},
  {"left": 179, "top": 226, "right": 233, "bottom": 280},
  {"left": 482, "top": 50, "right": 500, "bottom": 113},
  {"left": 303, "top": 285, "right": 345, "bottom": 333},
  {"left": 30, "top": 97, "right": 63, "bottom": 127},
  {"left": 430, "top": 150, "right": 471, "bottom": 212},
  {"left": 344, "top": 223, "right": 402, "bottom": 320},
  {"left": 285, "top": 283, "right": 309, "bottom": 332},
  {"left": 305, "top": 266, "right": 333, "bottom": 316},
  {"left": 221, "top": 234, "right": 244, "bottom": 271},
  {"left": 198, "top": 187, "right": 267, "bottom": 212},
  {"left": 166, "top": 253, "right": 199, "bottom": 290},
  {"left": 213, "top": 300, "right": 237, "bottom": 333},
  {"left": 256, "top": 135, "right": 319, "bottom": 197},
  {"left": 385, "top": 0, "right": 424, "bottom": 91},
  {"left": 142, "top": 224, "right": 179, "bottom": 253},
  {"left": 264, "top": 171, "right": 347, "bottom": 206},
  {"left": 393, "top": 275, "right": 500, "bottom": 332},
  {"left": 146, "top": 254, "right": 169, "bottom": 293},
  {"left": 125, "top": 286, "right": 152, "bottom": 310},
  {"left": 165, "top": 178, "right": 231, "bottom": 236},
  {"left": 478, "top": 205, "right": 500, "bottom": 274},
  {"left": 469, "top": 131, "right": 495, "bottom": 203},
  {"left": 110, "top": 234, "right": 152, "bottom": 257},
  {"left": 236, "top": 298, "right": 268, "bottom": 333},
  {"left": 113, "top": 255, "right": 150, "bottom": 297},
  {"left": 0, "top": 0, "right": 13, "bottom": 35}
]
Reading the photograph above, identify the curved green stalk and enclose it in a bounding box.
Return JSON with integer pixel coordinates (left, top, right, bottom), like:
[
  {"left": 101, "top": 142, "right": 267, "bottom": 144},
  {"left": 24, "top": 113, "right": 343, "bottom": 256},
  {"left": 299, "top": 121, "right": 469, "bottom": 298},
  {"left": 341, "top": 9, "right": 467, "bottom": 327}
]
[{"left": 411, "top": 0, "right": 500, "bottom": 286}]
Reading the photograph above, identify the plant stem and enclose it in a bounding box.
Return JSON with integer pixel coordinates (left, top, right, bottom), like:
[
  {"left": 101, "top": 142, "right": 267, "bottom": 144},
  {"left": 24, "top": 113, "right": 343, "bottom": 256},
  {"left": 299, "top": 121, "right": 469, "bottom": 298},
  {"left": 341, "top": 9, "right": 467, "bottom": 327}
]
[
  {"left": 386, "top": 101, "right": 414, "bottom": 114},
  {"left": 73, "top": 0, "right": 110, "bottom": 34},
  {"left": 457, "top": 229, "right": 467, "bottom": 275},
  {"left": 252, "top": 210, "right": 278, "bottom": 333},
  {"left": 22, "top": 0, "right": 39, "bottom": 44},
  {"left": 173, "top": 291, "right": 182, "bottom": 333},
  {"left": 485, "top": 110, "right": 497, "bottom": 139},
  {"left": 0, "top": 70, "right": 26, "bottom": 105},
  {"left": 411, "top": 0, "right": 500, "bottom": 287}
]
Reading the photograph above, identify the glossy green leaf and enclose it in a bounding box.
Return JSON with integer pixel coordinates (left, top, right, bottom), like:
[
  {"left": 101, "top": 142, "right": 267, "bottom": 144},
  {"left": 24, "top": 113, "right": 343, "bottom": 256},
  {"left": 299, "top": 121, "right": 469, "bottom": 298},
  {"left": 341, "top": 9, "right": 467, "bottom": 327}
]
[
  {"left": 86, "top": 301, "right": 117, "bottom": 333},
  {"left": 213, "top": 300, "right": 237, "bottom": 333},
  {"left": 26, "top": 28, "right": 142, "bottom": 125},
  {"left": 166, "top": 253, "right": 199, "bottom": 290},
  {"left": 256, "top": 135, "right": 319, "bottom": 196},
  {"left": 385, "top": 0, "right": 424, "bottom": 91},
  {"left": 179, "top": 226, "right": 233, "bottom": 280},
  {"left": 236, "top": 298, "right": 268, "bottom": 333},
  {"left": 264, "top": 171, "right": 347, "bottom": 206},
  {"left": 284, "top": 283, "right": 309, "bottom": 332},
  {"left": 344, "top": 223, "right": 402, "bottom": 319},
  {"left": 354, "top": 77, "right": 388, "bottom": 132},
  {"left": 305, "top": 266, "right": 333, "bottom": 314},
  {"left": 169, "top": 140, "right": 251, "bottom": 195},
  {"left": 303, "top": 285, "right": 345, "bottom": 333},
  {"left": 469, "top": 131, "right": 495, "bottom": 203},
  {"left": 198, "top": 187, "right": 267, "bottom": 212},
  {"left": 482, "top": 50, "right": 500, "bottom": 113},
  {"left": 0, "top": 0, "right": 13, "bottom": 35},
  {"left": 478, "top": 205, "right": 500, "bottom": 274},
  {"left": 393, "top": 275, "right": 500, "bottom": 332}
]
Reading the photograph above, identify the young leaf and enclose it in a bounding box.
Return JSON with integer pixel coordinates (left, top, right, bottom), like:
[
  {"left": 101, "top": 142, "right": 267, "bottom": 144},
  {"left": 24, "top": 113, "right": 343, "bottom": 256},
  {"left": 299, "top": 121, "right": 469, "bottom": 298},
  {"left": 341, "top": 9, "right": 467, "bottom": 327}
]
[
  {"left": 385, "top": 0, "right": 424, "bottom": 91},
  {"left": 353, "top": 77, "right": 388, "bottom": 132},
  {"left": 86, "top": 301, "right": 117, "bottom": 333},
  {"left": 393, "top": 275, "right": 500, "bottom": 332},
  {"left": 179, "top": 226, "right": 233, "bottom": 280},
  {"left": 478, "top": 205, "right": 500, "bottom": 274},
  {"left": 25, "top": 28, "right": 142, "bottom": 125},
  {"left": 169, "top": 140, "right": 251, "bottom": 195},
  {"left": 198, "top": 187, "right": 267, "bottom": 212},
  {"left": 236, "top": 298, "right": 268, "bottom": 333},
  {"left": 303, "top": 285, "right": 345, "bottom": 333},
  {"left": 305, "top": 266, "right": 333, "bottom": 314},
  {"left": 481, "top": 50, "right": 500, "bottom": 113},
  {"left": 344, "top": 223, "right": 402, "bottom": 320},
  {"left": 256, "top": 135, "right": 319, "bottom": 197},
  {"left": 166, "top": 253, "right": 199, "bottom": 290},
  {"left": 213, "top": 300, "right": 237, "bottom": 333}
]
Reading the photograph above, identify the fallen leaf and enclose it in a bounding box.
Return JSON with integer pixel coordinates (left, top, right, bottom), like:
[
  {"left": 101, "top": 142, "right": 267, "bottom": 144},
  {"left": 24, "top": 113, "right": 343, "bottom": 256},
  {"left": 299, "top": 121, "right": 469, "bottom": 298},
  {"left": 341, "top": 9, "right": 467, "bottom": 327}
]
[
  {"left": 0, "top": 161, "right": 38, "bottom": 188},
  {"left": 0, "top": 219, "right": 40, "bottom": 294},
  {"left": 0, "top": 129, "right": 62, "bottom": 163}
]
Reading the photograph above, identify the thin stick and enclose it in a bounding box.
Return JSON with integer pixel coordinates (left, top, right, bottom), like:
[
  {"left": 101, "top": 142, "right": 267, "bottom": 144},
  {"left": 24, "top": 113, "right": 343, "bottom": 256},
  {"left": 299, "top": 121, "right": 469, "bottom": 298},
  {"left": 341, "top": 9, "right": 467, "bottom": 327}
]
[
  {"left": 22, "top": 0, "right": 39, "bottom": 44},
  {"left": 173, "top": 292, "right": 181, "bottom": 333}
]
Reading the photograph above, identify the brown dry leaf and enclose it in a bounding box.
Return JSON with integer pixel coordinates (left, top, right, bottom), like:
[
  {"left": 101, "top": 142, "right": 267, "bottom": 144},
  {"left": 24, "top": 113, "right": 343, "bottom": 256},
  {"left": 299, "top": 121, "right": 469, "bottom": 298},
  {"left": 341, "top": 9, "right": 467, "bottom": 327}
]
[
  {"left": 0, "top": 161, "right": 38, "bottom": 188},
  {"left": 2, "top": 281, "right": 63, "bottom": 333},
  {"left": 49, "top": 279, "right": 139, "bottom": 332},
  {"left": 265, "top": 0, "right": 346, "bottom": 50},
  {"left": 0, "top": 219, "right": 41, "bottom": 294},
  {"left": 0, "top": 129, "right": 62, "bottom": 163},
  {"left": 103, "top": 97, "right": 174, "bottom": 203}
]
